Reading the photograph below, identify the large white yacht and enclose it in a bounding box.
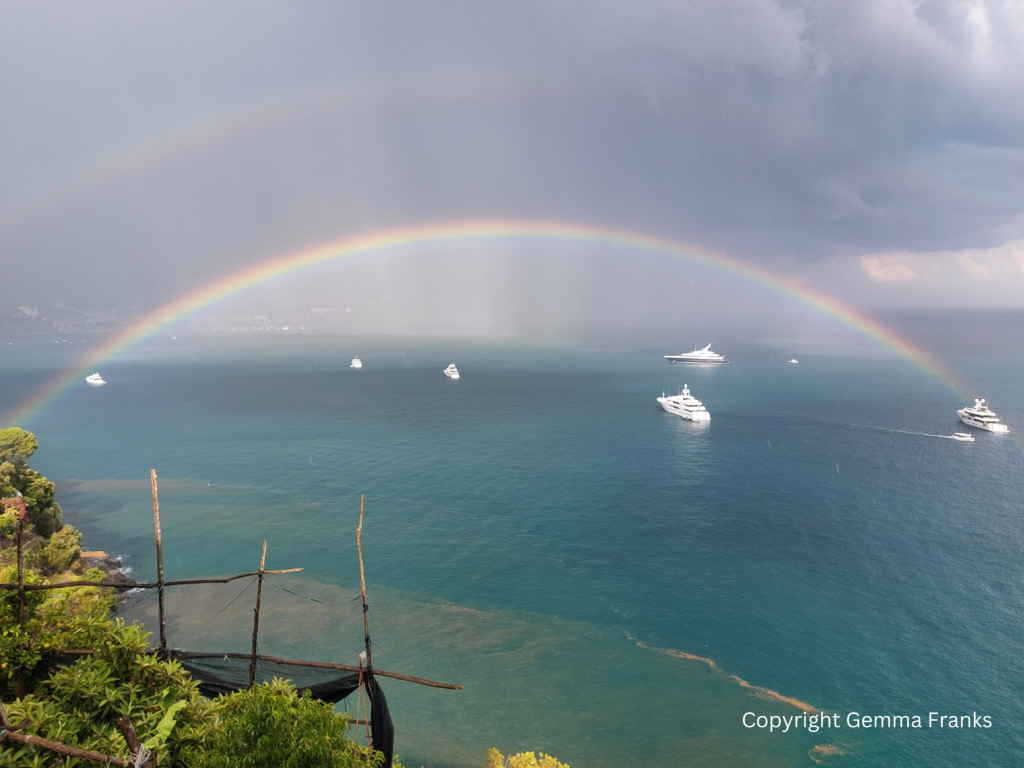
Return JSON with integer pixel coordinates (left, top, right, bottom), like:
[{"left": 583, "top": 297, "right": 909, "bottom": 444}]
[
  {"left": 957, "top": 398, "right": 1008, "bottom": 433},
  {"left": 657, "top": 384, "right": 710, "bottom": 421},
  {"left": 85, "top": 372, "right": 106, "bottom": 385},
  {"left": 350, "top": 357, "right": 362, "bottom": 369},
  {"left": 444, "top": 363, "right": 460, "bottom": 380},
  {"left": 665, "top": 343, "right": 728, "bottom": 364}
]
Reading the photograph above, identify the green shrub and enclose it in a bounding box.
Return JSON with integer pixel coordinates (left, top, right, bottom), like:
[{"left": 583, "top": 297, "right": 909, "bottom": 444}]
[
  {"left": 181, "top": 678, "right": 381, "bottom": 768},
  {"left": 4, "top": 618, "right": 218, "bottom": 766},
  {"left": 42, "top": 524, "right": 83, "bottom": 573},
  {"left": 487, "top": 748, "right": 570, "bottom": 768},
  {"left": 0, "top": 565, "right": 118, "bottom": 696}
]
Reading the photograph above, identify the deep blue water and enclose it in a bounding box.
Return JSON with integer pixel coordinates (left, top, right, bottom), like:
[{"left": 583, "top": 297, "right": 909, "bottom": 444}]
[{"left": 2, "top": 326, "right": 1023, "bottom": 767}]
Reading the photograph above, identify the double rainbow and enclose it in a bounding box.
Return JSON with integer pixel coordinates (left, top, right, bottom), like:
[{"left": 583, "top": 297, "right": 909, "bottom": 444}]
[{"left": 3, "top": 219, "right": 957, "bottom": 427}]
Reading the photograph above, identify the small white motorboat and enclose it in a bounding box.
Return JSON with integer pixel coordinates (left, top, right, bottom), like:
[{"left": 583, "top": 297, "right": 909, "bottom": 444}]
[
  {"left": 788, "top": 359, "right": 799, "bottom": 364},
  {"left": 351, "top": 357, "right": 362, "bottom": 369},
  {"left": 85, "top": 372, "right": 106, "bottom": 385},
  {"left": 950, "top": 433, "right": 975, "bottom": 442},
  {"left": 444, "top": 363, "right": 460, "bottom": 380}
]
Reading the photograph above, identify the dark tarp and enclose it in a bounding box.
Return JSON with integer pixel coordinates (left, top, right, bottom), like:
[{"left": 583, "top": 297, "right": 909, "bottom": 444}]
[{"left": 364, "top": 672, "right": 394, "bottom": 768}]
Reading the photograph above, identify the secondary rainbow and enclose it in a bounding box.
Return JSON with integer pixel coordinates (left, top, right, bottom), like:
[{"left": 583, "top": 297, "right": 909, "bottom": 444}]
[
  {"left": 0, "top": 73, "right": 532, "bottom": 233},
  {"left": 2, "top": 219, "right": 959, "bottom": 427}
]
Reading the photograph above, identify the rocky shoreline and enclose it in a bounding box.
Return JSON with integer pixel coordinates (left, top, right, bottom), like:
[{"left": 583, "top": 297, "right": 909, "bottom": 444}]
[{"left": 80, "top": 550, "right": 138, "bottom": 602}]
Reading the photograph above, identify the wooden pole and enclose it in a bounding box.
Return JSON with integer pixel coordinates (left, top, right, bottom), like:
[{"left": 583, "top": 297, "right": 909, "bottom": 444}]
[
  {"left": 151, "top": 469, "right": 167, "bottom": 655},
  {"left": 116, "top": 715, "right": 152, "bottom": 767},
  {"left": 248, "top": 540, "right": 267, "bottom": 689},
  {"left": 15, "top": 524, "right": 23, "bottom": 630},
  {"left": 16, "top": 521, "right": 24, "bottom": 699},
  {"left": 357, "top": 494, "right": 371, "bottom": 669},
  {"left": 0, "top": 701, "right": 130, "bottom": 766},
  {"left": 0, "top": 729, "right": 128, "bottom": 765},
  {"left": 358, "top": 657, "right": 371, "bottom": 745}
]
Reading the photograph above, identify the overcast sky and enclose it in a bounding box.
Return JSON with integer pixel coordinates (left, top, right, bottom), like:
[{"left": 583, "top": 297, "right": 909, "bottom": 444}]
[{"left": 1, "top": 1, "right": 1022, "bottom": 331}]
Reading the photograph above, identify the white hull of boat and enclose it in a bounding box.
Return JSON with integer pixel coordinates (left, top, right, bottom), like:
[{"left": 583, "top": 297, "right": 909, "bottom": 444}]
[
  {"left": 658, "top": 398, "right": 710, "bottom": 420},
  {"left": 665, "top": 356, "right": 729, "bottom": 364},
  {"left": 957, "top": 411, "right": 1008, "bottom": 432}
]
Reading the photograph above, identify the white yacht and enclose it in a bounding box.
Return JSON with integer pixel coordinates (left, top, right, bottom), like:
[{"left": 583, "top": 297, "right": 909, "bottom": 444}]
[
  {"left": 444, "top": 363, "right": 460, "bottom": 380},
  {"left": 957, "top": 398, "right": 1009, "bottom": 433},
  {"left": 950, "top": 433, "right": 975, "bottom": 442},
  {"left": 350, "top": 357, "right": 362, "bottom": 369},
  {"left": 788, "top": 359, "right": 799, "bottom": 364},
  {"left": 85, "top": 372, "right": 106, "bottom": 385},
  {"left": 665, "top": 343, "right": 728, "bottom": 364},
  {"left": 657, "top": 384, "right": 710, "bottom": 421}
]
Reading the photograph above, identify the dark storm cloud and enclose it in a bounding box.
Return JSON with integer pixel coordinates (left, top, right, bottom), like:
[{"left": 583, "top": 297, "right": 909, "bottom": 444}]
[
  {"left": 1, "top": 0, "right": 1022, "bottom": 312},
  {"left": 559, "top": 0, "right": 1024, "bottom": 254}
]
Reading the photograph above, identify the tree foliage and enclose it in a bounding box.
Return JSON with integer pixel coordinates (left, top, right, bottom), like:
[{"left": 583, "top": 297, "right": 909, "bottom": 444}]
[
  {"left": 19, "top": 469, "right": 62, "bottom": 538},
  {"left": 0, "top": 427, "right": 38, "bottom": 461},
  {"left": 0, "top": 429, "right": 62, "bottom": 538},
  {"left": 0, "top": 497, "right": 29, "bottom": 539}
]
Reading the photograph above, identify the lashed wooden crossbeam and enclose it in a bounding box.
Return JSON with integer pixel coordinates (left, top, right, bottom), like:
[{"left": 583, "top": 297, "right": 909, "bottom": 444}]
[
  {"left": 0, "top": 569, "right": 303, "bottom": 591},
  {"left": 173, "top": 651, "right": 464, "bottom": 690}
]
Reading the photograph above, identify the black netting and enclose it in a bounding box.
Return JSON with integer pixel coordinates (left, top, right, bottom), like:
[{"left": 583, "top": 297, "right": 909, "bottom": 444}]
[{"left": 174, "top": 654, "right": 352, "bottom": 691}]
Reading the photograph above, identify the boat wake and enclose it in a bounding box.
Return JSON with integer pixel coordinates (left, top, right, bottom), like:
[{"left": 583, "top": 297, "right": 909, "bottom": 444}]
[{"left": 848, "top": 424, "right": 965, "bottom": 440}]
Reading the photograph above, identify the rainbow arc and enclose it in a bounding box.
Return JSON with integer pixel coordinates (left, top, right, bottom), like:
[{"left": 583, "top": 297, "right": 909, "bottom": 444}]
[{"left": 2, "top": 219, "right": 959, "bottom": 427}]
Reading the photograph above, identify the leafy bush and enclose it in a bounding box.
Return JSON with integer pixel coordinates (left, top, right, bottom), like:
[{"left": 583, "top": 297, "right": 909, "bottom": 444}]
[
  {"left": 4, "top": 618, "right": 218, "bottom": 766},
  {"left": 180, "top": 678, "right": 381, "bottom": 768},
  {"left": 42, "top": 524, "right": 83, "bottom": 573},
  {"left": 0, "top": 565, "right": 117, "bottom": 694},
  {"left": 486, "top": 748, "right": 570, "bottom": 768}
]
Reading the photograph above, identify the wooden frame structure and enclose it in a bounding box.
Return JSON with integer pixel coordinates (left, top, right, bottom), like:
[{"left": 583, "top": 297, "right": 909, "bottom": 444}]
[{"left": 0, "top": 469, "right": 461, "bottom": 765}]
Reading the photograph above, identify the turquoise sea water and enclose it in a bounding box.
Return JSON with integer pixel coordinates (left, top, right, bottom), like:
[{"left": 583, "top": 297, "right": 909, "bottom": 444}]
[{"left": 2, "top": 325, "right": 1023, "bottom": 767}]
